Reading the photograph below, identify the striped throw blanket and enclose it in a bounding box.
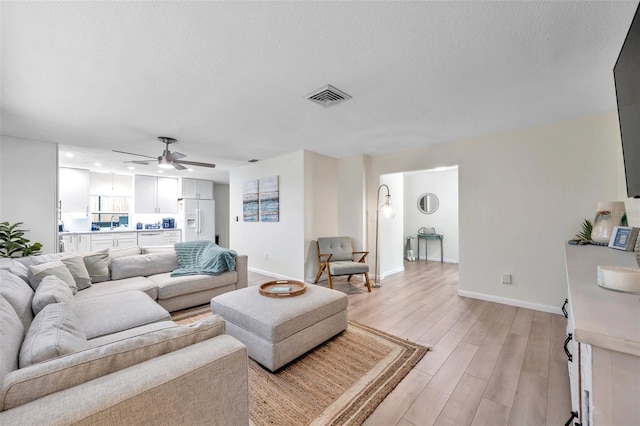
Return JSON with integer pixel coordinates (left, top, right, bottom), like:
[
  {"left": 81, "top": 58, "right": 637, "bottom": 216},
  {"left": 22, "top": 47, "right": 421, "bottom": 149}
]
[{"left": 171, "top": 240, "right": 237, "bottom": 276}]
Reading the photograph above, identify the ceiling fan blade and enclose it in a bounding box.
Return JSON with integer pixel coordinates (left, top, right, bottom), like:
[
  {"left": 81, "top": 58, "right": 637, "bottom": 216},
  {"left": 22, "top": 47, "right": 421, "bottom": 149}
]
[
  {"left": 175, "top": 160, "right": 216, "bottom": 168},
  {"left": 113, "top": 149, "right": 156, "bottom": 159},
  {"left": 165, "top": 151, "right": 186, "bottom": 161},
  {"left": 173, "top": 162, "right": 187, "bottom": 170},
  {"left": 124, "top": 160, "right": 150, "bottom": 165}
]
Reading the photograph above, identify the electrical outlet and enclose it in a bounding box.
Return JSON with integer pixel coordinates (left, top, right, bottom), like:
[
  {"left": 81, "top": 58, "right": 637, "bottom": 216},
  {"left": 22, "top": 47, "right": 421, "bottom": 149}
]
[{"left": 502, "top": 274, "right": 512, "bottom": 285}]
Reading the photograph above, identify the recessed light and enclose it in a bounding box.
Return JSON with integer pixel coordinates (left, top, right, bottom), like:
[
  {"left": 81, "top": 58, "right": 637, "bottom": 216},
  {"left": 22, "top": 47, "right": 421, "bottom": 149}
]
[
  {"left": 64, "top": 152, "right": 74, "bottom": 158},
  {"left": 128, "top": 166, "right": 135, "bottom": 170},
  {"left": 157, "top": 170, "right": 164, "bottom": 174},
  {"left": 188, "top": 168, "right": 194, "bottom": 172},
  {"left": 94, "top": 163, "right": 101, "bottom": 167}
]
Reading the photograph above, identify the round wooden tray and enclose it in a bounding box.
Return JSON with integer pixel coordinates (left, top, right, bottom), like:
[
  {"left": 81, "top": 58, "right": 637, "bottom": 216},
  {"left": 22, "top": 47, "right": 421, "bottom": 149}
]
[{"left": 259, "top": 280, "right": 306, "bottom": 298}]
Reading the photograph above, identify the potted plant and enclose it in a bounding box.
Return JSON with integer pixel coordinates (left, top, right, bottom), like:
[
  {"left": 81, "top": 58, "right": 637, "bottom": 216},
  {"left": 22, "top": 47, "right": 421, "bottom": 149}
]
[{"left": 0, "top": 221, "right": 43, "bottom": 257}]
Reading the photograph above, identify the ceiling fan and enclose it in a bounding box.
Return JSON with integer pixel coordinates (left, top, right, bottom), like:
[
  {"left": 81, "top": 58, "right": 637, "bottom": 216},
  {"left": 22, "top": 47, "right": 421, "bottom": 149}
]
[{"left": 113, "top": 137, "right": 216, "bottom": 170}]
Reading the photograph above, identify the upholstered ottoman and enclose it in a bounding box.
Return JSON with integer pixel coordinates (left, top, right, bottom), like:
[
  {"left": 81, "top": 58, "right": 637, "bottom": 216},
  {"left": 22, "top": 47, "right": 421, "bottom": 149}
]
[{"left": 210, "top": 284, "right": 348, "bottom": 371}]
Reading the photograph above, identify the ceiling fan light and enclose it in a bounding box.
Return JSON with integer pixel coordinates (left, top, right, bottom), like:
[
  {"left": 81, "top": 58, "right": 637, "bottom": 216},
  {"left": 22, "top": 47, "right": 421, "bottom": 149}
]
[{"left": 157, "top": 157, "right": 174, "bottom": 169}]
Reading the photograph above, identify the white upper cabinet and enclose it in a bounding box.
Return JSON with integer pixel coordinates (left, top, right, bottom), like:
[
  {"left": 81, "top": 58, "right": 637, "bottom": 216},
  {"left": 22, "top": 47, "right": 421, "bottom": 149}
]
[
  {"left": 59, "top": 168, "right": 90, "bottom": 215},
  {"left": 179, "top": 178, "right": 214, "bottom": 200},
  {"left": 134, "top": 175, "right": 178, "bottom": 214}
]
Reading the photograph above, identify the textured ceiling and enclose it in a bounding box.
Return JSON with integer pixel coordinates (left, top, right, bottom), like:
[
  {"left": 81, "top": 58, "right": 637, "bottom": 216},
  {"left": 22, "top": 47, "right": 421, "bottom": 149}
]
[{"left": 1, "top": 1, "right": 638, "bottom": 181}]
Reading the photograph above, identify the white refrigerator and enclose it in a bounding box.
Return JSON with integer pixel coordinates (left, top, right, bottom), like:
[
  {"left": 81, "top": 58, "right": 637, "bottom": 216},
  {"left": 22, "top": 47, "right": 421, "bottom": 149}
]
[{"left": 177, "top": 198, "right": 215, "bottom": 242}]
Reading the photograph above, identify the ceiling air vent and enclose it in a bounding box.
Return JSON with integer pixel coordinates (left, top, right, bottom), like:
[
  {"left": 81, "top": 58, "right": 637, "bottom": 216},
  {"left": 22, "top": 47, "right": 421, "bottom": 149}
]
[{"left": 306, "top": 84, "right": 352, "bottom": 108}]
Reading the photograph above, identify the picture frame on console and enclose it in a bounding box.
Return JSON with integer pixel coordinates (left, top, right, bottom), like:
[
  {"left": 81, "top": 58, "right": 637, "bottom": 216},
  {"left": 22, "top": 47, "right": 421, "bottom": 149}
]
[{"left": 608, "top": 226, "right": 639, "bottom": 251}]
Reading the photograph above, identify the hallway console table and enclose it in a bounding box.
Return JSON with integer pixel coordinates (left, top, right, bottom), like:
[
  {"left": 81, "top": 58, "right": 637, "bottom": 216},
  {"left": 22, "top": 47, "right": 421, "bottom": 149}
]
[{"left": 417, "top": 233, "right": 443, "bottom": 263}]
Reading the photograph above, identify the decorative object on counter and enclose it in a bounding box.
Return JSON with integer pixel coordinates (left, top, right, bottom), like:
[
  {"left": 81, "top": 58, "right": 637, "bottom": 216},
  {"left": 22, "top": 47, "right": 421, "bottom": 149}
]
[
  {"left": 608, "top": 226, "right": 640, "bottom": 251},
  {"left": 596, "top": 265, "right": 640, "bottom": 294},
  {"left": 591, "top": 201, "right": 627, "bottom": 244},
  {"left": 0, "top": 221, "right": 43, "bottom": 257},
  {"left": 573, "top": 218, "right": 593, "bottom": 244}
]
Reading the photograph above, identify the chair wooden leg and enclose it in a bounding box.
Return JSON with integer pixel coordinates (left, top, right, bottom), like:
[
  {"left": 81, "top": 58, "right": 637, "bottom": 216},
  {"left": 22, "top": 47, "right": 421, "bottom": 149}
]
[
  {"left": 314, "top": 264, "right": 325, "bottom": 283},
  {"left": 327, "top": 271, "right": 333, "bottom": 289},
  {"left": 347, "top": 274, "right": 353, "bottom": 282},
  {"left": 363, "top": 272, "right": 371, "bottom": 292}
]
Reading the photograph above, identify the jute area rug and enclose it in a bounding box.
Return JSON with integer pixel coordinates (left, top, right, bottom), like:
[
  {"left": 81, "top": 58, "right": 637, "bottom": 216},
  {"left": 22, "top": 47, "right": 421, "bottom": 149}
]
[{"left": 173, "top": 306, "right": 429, "bottom": 426}]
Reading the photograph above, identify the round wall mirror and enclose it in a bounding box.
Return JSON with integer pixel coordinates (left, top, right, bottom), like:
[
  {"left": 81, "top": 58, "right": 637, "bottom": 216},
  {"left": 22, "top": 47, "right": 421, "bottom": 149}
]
[{"left": 418, "top": 193, "right": 439, "bottom": 214}]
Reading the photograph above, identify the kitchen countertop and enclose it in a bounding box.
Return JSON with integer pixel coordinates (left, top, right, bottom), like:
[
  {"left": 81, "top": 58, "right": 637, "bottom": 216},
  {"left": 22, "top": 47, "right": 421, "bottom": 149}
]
[
  {"left": 565, "top": 244, "right": 640, "bottom": 357},
  {"left": 60, "top": 228, "right": 181, "bottom": 234}
]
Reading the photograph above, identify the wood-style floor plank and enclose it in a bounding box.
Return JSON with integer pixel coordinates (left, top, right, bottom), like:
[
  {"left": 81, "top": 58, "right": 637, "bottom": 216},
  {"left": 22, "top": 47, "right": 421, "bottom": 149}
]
[{"left": 247, "top": 261, "right": 570, "bottom": 425}]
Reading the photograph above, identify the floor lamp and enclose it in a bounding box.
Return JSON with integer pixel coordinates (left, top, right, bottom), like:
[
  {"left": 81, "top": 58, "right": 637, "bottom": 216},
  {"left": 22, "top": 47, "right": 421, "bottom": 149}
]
[{"left": 374, "top": 184, "right": 396, "bottom": 287}]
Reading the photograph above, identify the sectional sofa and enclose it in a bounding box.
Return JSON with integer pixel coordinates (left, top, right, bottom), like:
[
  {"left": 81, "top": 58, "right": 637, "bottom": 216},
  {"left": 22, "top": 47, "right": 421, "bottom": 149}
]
[{"left": 0, "top": 245, "right": 250, "bottom": 424}]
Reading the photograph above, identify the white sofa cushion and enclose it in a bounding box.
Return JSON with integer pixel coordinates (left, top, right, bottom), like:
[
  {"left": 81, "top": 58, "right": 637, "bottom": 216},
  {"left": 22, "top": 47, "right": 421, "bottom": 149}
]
[
  {"left": 0, "top": 258, "right": 30, "bottom": 283},
  {"left": 32, "top": 275, "right": 76, "bottom": 316},
  {"left": 73, "top": 276, "right": 158, "bottom": 301},
  {"left": 28, "top": 260, "right": 77, "bottom": 294},
  {"left": 19, "top": 303, "right": 88, "bottom": 368},
  {"left": 0, "top": 270, "right": 34, "bottom": 330},
  {"left": 149, "top": 271, "right": 237, "bottom": 300},
  {"left": 74, "top": 290, "right": 171, "bottom": 339},
  {"left": 2, "top": 315, "right": 226, "bottom": 411},
  {"left": 110, "top": 253, "right": 178, "bottom": 280},
  {"left": 0, "top": 298, "right": 25, "bottom": 386}
]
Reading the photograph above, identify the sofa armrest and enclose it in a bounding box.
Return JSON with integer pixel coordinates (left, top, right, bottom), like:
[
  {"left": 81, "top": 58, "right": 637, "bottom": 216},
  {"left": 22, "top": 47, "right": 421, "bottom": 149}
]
[
  {"left": 235, "top": 255, "right": 248, "bottom": 289},
  {"left": 0, "top": 335, "right": 249, "bottom": 426}
]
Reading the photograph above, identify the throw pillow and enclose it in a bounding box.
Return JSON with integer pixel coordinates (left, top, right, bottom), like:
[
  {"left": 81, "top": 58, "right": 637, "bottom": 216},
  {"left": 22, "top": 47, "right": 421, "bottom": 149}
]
[
  {"left": 28, "top": 260, "right": 77, "bottom": 294},
  {"left": 0, "top": 270, "right": 34, "bottom": 329},
  {"left": 0, "top": 258, "right": 30, "bottom": 283},
  {"left": 19, "top": 303, "right": 88, "bottom": 368},
  {"left": 83, "top": 249, "right": 110, "bottom": 283},
  {"left": 32, "top": 275, "right": 76, "bottom": 316},
  {"left": 61, "top": 255, "right": 92, "bottom": 291}
]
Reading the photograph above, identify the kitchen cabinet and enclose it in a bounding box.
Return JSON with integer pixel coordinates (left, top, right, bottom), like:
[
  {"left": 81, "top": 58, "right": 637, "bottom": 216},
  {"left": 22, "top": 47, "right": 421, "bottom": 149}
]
[
  {"left": 162, "top": 230, "right": 181, "bottom": 245},
  {"left": 179, "top": 178, "right": 214, "bottom": 200},
  {"left": 134, "top": 175, "right": 178, "bottom": 214},
  {"left": 138, "top": 231, "right": 164, "bottom": 247},
  {"left": 59, "top": 168, "right": 90, "bottom": 215},
  {"left": 60, "top": 233, "right": 91, "bottom": 253},
  {"left": 564, "top": 245, "right": 640, "bottom": 426},
  {"left": 90, "top": 232, "right": 138, "bottom": 251}
]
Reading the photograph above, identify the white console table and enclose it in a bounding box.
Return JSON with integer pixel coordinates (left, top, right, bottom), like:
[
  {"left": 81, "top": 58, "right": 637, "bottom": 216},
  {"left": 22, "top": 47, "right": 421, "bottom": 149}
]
[{"left": 564, "top": 244, "right": 640, "bottom": 425}]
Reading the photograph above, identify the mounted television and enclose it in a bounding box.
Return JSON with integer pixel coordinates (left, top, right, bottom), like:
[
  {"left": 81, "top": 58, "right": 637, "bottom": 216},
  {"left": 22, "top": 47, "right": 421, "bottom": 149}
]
[{"left": 614, "top": 4, "right": 640, "bottom": 198}]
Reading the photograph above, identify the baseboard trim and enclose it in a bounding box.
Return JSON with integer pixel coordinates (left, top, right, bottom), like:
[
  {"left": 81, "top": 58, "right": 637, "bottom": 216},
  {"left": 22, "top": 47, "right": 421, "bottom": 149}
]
[
  {"left": 248, "top": 267, "right": 298, "bottom": 282},
  {"left": 457, "top": 290, "right": 563, "bottom": 315}
]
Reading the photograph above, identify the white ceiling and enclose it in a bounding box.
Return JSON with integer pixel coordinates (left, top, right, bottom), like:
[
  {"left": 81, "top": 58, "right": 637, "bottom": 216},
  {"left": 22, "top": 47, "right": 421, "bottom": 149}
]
[{"left": 1, "top": 1, "right": 638, "bottom": 182}]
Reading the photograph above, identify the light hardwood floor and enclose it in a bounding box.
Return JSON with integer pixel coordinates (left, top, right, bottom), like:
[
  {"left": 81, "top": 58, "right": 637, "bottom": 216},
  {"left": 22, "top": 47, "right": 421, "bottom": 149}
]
[{"left": 248, "top": 260, "right": 571, "bottom": 426}]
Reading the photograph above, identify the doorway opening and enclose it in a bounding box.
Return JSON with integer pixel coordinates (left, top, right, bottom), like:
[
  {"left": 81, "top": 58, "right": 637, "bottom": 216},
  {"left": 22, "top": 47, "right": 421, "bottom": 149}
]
[{"left": 378, "top": 166, "right": 459, "bottom": 280}]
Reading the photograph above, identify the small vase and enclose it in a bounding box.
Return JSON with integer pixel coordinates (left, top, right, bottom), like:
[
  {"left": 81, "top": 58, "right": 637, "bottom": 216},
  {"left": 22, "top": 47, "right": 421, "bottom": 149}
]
[{"left": 591, "top": 201, "right": 627, "bottom": 243}]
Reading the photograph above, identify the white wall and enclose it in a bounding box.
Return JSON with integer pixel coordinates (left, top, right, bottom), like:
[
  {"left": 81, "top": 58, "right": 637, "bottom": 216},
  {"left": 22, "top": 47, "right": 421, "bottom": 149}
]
[
  {"left": 378, "top": 173, "right": 404, "bottom": 280},
  {"left": 404, "top": 167, "right": 459, "bottom": 262},
  {"left": 367, "top": 112, "right": 625, "bottom": 312},
  {"left": 0, "top": 136, "right": 59, "bottom": 254},
  {"left": 337, "top": 155, "right": 367, "bottom": 250},
  {"left": 214, "top": 183, "right": 230, "bottom": 248},
  {"left": 303, "top": 151, "right": 338, "bottom": 280},
  {"left": 230, "top": 150, "right": 306, "bottom": 280}
]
